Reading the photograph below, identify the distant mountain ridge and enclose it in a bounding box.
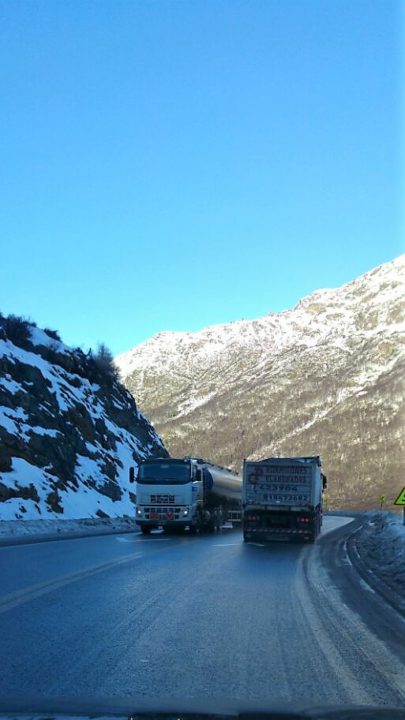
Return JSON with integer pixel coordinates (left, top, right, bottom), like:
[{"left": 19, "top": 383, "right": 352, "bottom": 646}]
[
  {"left": 116, "top": 256, "right": 405, "bottom": 510},
  {"left": 0, "top": 317, "right": 167, "bottom": 520}
]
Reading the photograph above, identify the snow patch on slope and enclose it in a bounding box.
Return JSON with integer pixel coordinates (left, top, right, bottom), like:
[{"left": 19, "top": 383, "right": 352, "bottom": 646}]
[{"left": 0, "top": 320, "right": 167, "bottom": 520}]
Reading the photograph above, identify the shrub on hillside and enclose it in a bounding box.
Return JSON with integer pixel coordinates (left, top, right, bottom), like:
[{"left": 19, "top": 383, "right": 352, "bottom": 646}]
[
  {"left": 93, "top": 343, "right": 119, "bottom": 383},
  {"left": 44, "top": 328, "right": 62, "bottom": 342},
  {"left": 4, "top": 314, "right": 33, "bottom": 348}
]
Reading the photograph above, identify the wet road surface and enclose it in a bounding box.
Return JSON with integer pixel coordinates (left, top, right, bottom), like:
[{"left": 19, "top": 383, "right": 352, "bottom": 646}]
[{"left": 0, "top": 516, "right": 404, "bottom": 710}]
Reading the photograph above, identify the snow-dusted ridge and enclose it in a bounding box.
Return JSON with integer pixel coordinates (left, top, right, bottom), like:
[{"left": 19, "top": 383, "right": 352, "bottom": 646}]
[
  {"left": 116, "top": 255, "right": 405, "bottom": 382},
  {"left": 116, "top": 255, "right": 405, "bottom": 510}
]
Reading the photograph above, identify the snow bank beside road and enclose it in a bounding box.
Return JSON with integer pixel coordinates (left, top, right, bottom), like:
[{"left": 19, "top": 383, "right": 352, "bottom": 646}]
[
  {"left": 352, "top": 512, "right": 405, "bottom": 608},
  {"left": 0, "top": 517, "right": 138, "bottom": 546}
]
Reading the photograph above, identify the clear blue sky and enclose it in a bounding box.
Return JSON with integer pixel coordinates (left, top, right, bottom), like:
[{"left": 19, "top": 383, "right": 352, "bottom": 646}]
[{"left": 1, "top": 0, "right": 403, "bottom": 355}]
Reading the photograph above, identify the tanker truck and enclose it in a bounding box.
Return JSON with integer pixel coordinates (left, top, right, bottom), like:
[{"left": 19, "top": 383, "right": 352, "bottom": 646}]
[
  {"left": 129, "top": 456, "right": 242, "bottom": 535},
  {"left": 242, "top": 456, "right": 327, "bottom": 543}
]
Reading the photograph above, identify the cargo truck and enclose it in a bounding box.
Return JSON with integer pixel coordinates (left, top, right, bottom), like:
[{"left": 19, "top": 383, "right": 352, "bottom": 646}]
[
  {"left": 130, "top": 456, "right": 242, "bottom": 534},
  {"left": 242, "top": 456, "right": 327, "bottom": 543}
]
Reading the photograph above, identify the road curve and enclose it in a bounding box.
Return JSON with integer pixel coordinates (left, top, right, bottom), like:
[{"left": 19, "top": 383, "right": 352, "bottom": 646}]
[{"left": 0, "top": 516, "right": 404, "bottom": 711}]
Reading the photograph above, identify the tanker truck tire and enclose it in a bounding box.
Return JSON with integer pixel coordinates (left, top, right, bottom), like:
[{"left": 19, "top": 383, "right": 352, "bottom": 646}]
[
  {"left": 307, "top": 521, "right": 318, "bottom": 543},
  {"left": 140, "top": 525, "right": 151, "bottom": 535},
  {"left": 169, "top": 526, "right": 185, "bottom": 535}
]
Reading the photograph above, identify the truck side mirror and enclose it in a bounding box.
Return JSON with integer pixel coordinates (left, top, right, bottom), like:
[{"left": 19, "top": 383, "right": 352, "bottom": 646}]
[
  {"left": 196, "top": 469, "right": 202, "bottom": 482},
  {"left": 322, "top": 474, "right": 327, "bottom": 490},
  {"left": 129, "top": 466, "right": 135, "bottom": 483}
]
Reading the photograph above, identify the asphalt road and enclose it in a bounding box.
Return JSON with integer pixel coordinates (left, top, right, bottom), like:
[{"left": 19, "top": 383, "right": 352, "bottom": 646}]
[{"left": 0, "top": 516, "right": 404, "bottom": 712}]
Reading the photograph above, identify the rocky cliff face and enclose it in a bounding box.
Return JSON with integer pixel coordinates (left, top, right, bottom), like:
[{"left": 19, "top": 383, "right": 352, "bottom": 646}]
[
  {"left": 116, "top": 255, "right": 405, "bottom": 510},
  {"left": 0, "top": 317, "right": 167, "bottom": 519}
]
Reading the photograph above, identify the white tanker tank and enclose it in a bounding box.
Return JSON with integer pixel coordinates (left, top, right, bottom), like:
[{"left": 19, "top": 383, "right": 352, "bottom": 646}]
[{"left": 190, "top": 457, "right": 242, "bottom": 502}]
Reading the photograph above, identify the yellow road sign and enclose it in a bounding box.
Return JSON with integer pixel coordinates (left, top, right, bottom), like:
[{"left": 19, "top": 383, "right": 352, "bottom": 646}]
[{"left": 394, "top": 487, "right": 405, "bottom": 506}]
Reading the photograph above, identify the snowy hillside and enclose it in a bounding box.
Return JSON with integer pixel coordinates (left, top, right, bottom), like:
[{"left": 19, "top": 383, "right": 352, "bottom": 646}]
[
  {"left": 116, "top": 255, "right": 405, "bottom": 510},
  {"left": 0, "top": 316, "right": 167, "bottom": 520}
]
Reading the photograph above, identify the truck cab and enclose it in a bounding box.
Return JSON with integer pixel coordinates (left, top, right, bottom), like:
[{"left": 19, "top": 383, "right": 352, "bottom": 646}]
[{"left": 132, "top": 458, "right": 199, "bottom": 533}]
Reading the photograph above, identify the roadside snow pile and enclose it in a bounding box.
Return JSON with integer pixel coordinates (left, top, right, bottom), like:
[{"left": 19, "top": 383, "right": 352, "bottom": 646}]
[
  {"left": 0, "top": 516, "right": 137, "bottom": 545},
  {"left": 355, "top": 512, "right": 405, "bottom": 597}
]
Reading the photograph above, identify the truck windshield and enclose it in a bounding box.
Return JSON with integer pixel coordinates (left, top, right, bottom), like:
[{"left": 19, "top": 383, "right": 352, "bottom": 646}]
[{"left": 138, "top": 462, "right": 191, "bottom": 484}]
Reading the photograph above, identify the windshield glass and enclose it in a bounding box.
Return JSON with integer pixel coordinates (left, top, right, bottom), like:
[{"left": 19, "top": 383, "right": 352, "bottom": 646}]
[
  {"left": 138, "top": 462, "right": 191, "bottom": 484},
  {"left": 0, "top": 0, "right": 403, "bottom": 716}
]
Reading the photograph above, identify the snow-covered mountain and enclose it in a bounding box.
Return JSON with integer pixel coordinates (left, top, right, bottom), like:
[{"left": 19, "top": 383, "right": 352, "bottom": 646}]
[
  {"left": 0, "top": 316, "right": 167, "bottom": 520},
  {"left": 116, "top": 255, "right": 405, "bottom": 510}
]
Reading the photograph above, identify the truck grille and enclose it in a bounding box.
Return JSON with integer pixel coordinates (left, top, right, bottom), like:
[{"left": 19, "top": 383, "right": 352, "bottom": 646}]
[
  {"left": 144, "top": 506, "right": 183, "bottom": 520},
  {"left": 149, "top": 495, "right": 175, "bottom": 505}
]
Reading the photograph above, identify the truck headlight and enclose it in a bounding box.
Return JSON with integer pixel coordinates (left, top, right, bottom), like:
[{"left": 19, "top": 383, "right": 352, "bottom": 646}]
[
  {"left": 136, "top": 508, "right": 142, "bottom": 516},
  {"left": 182, "top": 509, "right": 189, "bottom": 516}
]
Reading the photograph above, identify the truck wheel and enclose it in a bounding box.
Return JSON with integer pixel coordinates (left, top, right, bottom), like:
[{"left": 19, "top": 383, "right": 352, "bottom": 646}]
[
  {"left": 307, "top": 528, "right": 317, "bottom": 543},
  {"left": 141, "top": 526, "right": 151, "bottom": 535},
  {"left": 189, "top": 524, "right": 199, "bottom": 535},
  {"left": 243, "top": 531, "right": 251, "bottom": 542}
]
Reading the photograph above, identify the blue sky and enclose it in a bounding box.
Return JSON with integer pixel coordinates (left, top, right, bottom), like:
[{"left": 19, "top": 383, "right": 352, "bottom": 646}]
[{"left": 1, "top": 0, "right": 403, "bottom": 355}]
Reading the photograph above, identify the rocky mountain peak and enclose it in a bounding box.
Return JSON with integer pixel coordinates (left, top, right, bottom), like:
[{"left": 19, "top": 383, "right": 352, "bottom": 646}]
[{"left": 116, "top": 255, "right": 405, "bottom": 510}]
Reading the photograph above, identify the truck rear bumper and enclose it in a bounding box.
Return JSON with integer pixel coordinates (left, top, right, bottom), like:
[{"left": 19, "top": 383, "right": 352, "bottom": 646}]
[
  {"left": 136, "top": 520, "right": 190, "bottom": 528},
  {"left": 243, "top": 528, "right": 313, "bottom": 542}
]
